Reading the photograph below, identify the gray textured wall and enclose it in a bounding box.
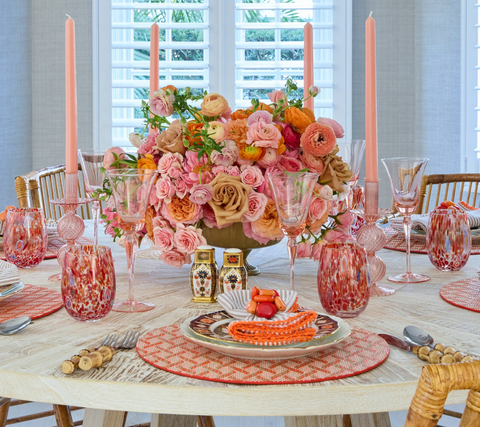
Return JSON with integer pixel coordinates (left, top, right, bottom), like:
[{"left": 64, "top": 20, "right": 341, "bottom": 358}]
[{"left": 0, "top": 0, "right": 33, "bottom": 207}]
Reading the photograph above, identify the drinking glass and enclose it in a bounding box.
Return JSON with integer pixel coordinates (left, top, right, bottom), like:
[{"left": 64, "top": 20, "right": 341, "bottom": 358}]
[
  {"left": 62, "top": 245, "right": 116, "bottom": 322},
  {"left": 382, "top": 157, "right": 430, "bottom": 283},
  {"left": 317, "top": 242, "right": 371, "bottom": 318},
  {"left": 337, "top": 140, "right": 366, "bottom": 188},
  {"left": 267, "top": 171, "right": 319, "bottom": 290},
  {"left": 78, "top": 149, "right": 106, "bottom": 245},
  {"left": 426, "top": 209, "right": 471, "bottom": 271},
  {"left": 106, "top": 168, "right": 158, "bottom": 312},
  {"left": 3, "top": 208, "right": 47, "bottom": 268}
]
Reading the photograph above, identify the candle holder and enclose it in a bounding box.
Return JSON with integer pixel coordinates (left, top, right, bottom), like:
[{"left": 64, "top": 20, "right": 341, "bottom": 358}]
[
  {"left": 48, "top": 197, "right": 90, "bottom": 282},
  {"left": 353, "top": 180, "right": 395, "bottom": 297}
]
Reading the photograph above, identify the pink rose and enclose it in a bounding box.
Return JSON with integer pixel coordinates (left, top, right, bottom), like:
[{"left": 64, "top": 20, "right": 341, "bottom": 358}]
[
  {"left": 309, "top": 198, "right": 328, "bottom": 221},
  {"left": 103, "top": 147, "right": 126, "bottom": 171},
  {"left": 212, "top": 165, "right": 228, "bottom": 176},
  {"left": 319, "top": 185, "right": 333, "bottom": 200},
  {"left": 153, "top": 226, "right": 175, "bottom": 251},
  {"left": 228, "top": 166, "right": 241, "bottom": 176},
  {"left": 174, "top": 224, "right": 207, "bottom": 255},
  {"left": 242, "top": 191, "right": 268, "bottom": 222},
  {"left": 324, "top": 229, "right": 351, "bottom": 243},
  {"left": 317, "top": 117, "right": 345, "bottom": 138},
  {"left": 268, "top": 90, "right": 288, "bottom": 105},
  {"left": 336, "top": 211, "right": 354, "bottom": 233},
  {"left": 211, "top": 143, "right": 238, "bottom": 167},
  {"left": 168, "top": 165, "right": 183, "bottom": 179},
  {"left": 297, "top": 240, "right": 312, "bottom": 258},
  {"left": 160, "top": 249, "right": 191, "bottom": 268},
  {"left": 282, "top": 124, "right": 301, "bottom": 149},
  {"left": 300, "top": 150, "right": 324, "bottom": 174},
  {"left": 153, "top": 217, "right": 170, "bottom": 228},
  {"left": 157, "top": 152, "right": 183, "bottom": 175},
  {"left": 257, "top": 148, "right": 279, "bottom": 169},
  {"left": 278, "top": 156, "right": 304, "bottom": 173},
  {"left": 312, "top": 240, "right": 326, "bottom": 261},
  {"left": 189, "top": 184, "right": 214, "bottom": 205},
  {"left": 247, "top": 110, "right": 273, "bottom": 126},
  {"left": 240, "top": 165, "right": 264, "bottom": 189},
  {"left": 202, "top": 204, "right": 217, "bottom": 228},
  {"left": 246, "top": 122, "right": 282, "bottom": 148},
  {"left": 155, "top": 177, "right": 176, "bottom": 203},
  {"left": 149, "top": 89, "right": 174, "bottom": 117},
  {"left": 138, "top": 131, "right": 159, "bottom": 156},
  {"left": 174, "top": 178, "right": 188, "bottom": 199},
  {"left": 149, "top": 187, "right": 162, "bottom": 211}
]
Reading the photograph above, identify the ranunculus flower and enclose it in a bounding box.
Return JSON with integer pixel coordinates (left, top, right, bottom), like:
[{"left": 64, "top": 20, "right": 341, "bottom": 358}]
[
  {"left": 137, "top": 154, "right": 156, "bottom": 171},
  {"left": 250, "top": 199, "right": 284, "bottom": 241},
  {"left": 129, "top": 133, "right": 142, "bottom": 148},
  {"left": 201, "top": 93, "right": 229, "bottom": 117},
  {"left": 162, "top": 195, "right": 201, "bottom": 226},
  {"left": 309, "top": 197, "right": 329, "bottom": 221},
  {"left": 247, "top": 110, "right": 273, "bottom": 126},
  {"left": 240, "top": 165, "right": 264, "bottom": 189},
  {"left": 207, "top": 121, "right": 229, "bottom": 143},
  {"left": 231, "top": 109, "right": 253, "bottom": 121},
  {"left": 268, "top": 90, "right": 288, "bottom": 105},
  {"left": 153, "top": 226, "right": 175, "bottom": 252},
  {"left": 239, "top": 144, "right": 266, "bottom": 162},
  {"left": 248, "top": 102, "right": 273, "bottom": 114},
  {"left": 173, "top": 224, "right": 207, "bottom": 255},
  {"left": 211, "top": 141, "right": 238, "bottom": 167},
  {"left": 189, "top": 184, "right": 214, "bottom": 205},
  {"left": 308, "top": 85, "right": 320, "bottom": 96},
  {"left": 284, "top": 107, "right": 313, "bottom": 134},
  {"left": 103, "top": 147, "right": 126, "bottom": 170},
  {"left": 300, "top": 149, "right": 324, "bottom": 174},
  {"left": 160, "top": 249, "right": 191, "bottom": 268},
  {"left": 227, "top": 119, "right": 249, "bottom": 147},
  {"left": 155, "top": 120, "right": 186, "bottom": 155},
  {"left": 155, "top": 177, "right": 176, "bottom": 204},
  {"left": 317, "top": 117, "right": 344, "bottom": 138},
  {"left": 278, "top": 156, "right": 304, "bottom": 173},
  {"left": 242, "top": 191, "right": 268, "bottom": 222},
  {"left": 257, "top": 148, "right": 279, "bottom": 169},
  {"left": 207, "top": 173, "right": 251, "bottom": 226},
  {"left": 300, "top": 122, "right": 337, "bottom": 157},
  {"left": 138, "top": 131, "right": 159, "bottom": 156},
  {"left": 157, "top": 152, "right": 183, "bottom": 175},
  {"left": 221, "top": 107, "right": 232, "bottom": 121},
  {"left": 150, "top": 89, "right": 175, "bottom": 117},
  {"left": 282, "top": 124, "right": 302, "bottom": 149},
  {"left": 311, "top": 240, "right": 326, "bottom": 261},
  {"left": 246, "top": 121, "right": 282, "bottom": 148},
  {"left": 297, "top": 240, "right": 312, "bottom": 258},
  {"left": 228, "top": 165, "right": 241, "bottom": 176},
  {"left": 236, "top": 157, "right": 254, "bottom": 167}
]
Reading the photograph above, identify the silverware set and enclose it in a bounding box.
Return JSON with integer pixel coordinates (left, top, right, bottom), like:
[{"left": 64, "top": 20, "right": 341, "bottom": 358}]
[
  {"left": 0, "top": 281, "right": 24, "bottom": 298},
  {"left": 101, "top": 331, "right": 141, "bottom": 350}
]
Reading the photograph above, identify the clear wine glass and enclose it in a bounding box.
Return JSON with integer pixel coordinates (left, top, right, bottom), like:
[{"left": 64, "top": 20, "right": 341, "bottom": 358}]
[
  {"left": 78, "top": 150, "right": 106, "bottom": 245},
  {"left": 105, "top": 168, "right": 158, "bottom": 312},
  {"left": 337, "top": 139, "right": 366, "bottom": 189},
  {"left": 267, "top": 171, "right": 319, "bottom": 290},
  {"left": 382, "top": 157, "right": 429, "bottom": 283}
]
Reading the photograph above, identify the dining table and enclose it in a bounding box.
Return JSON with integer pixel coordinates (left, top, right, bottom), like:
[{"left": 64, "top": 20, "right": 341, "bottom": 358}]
[{"left": 0, "top": 221, "right": 479, "bottom": 427}]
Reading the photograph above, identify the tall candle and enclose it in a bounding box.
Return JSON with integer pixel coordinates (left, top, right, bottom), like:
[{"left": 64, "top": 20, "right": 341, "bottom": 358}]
[
  {"left": 150, "top": 23, "right": 159, "bottom": 97},
  {"left": 365, "top": 12, "right": 378, "bottom": 181},
  {"left": 65, "top": 15, "right": 78, "bottom": 202},
  {"left": 303, "top": 22, "right": 314, "bottom": 110}
]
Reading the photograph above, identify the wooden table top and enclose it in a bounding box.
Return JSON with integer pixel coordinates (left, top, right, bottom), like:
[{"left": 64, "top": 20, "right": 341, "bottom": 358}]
[{"left": 0, "top": 222, "right": 479, "bottom": 417}]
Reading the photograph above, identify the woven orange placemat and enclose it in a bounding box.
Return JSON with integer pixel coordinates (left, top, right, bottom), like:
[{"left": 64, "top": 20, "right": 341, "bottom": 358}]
[
  {"left": 384, "top": 227, "right": 480, "bottom": 255},
  {"left": 0, "top": 284, "right": 63, "bottom": 323},
  {"left": 136, "top": 324, "right": 389, "bottom": 385},
  {"left": 440, "top": 278, "right": 480, "bottom": 313}
]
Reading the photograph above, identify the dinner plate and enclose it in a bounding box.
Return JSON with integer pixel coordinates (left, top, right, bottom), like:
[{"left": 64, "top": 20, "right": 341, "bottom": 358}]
[
  {"left": 189, "top": 310, "right": 339, "bottom": 345},
  {"left": 0, "top": 281, "right": 25, "bottom": 303},
  {"left": 180, "top": 314, "right": 351, "bottom": 360}
]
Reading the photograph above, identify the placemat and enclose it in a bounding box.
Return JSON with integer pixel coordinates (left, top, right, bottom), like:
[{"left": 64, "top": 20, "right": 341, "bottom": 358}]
[
  {"left": 0, "top": 284, "right": 63, "bottom": 322},
  {"left": 440, "top": 278, "right": 480, "bottom": 313},
  {"left": 0, "top": 236, "right": 94, "bottom": 261},
  {"left": 384, "top": 227, "right": 480, "bottom": 255},
  {"left": 136, "top": 324, "right": 389, "bottom": 385}
]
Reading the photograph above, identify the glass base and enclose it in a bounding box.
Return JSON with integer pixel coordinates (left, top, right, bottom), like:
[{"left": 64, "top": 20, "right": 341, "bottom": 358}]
[
  {"left": 112, "top": 300, "right": 155, "bottom": 313},
  {"left": 370, "top": 283, "right": 396, "bottom": 297},
  {"left": 388, "top": 273, "right": 431, "bottom": 284},
  {"left": 48, "top": 272, "right": 62, "bottom": 282}
]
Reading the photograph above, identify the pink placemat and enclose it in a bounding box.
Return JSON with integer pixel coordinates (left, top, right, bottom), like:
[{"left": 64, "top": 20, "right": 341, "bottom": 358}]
[
  {"left": 440, "top": 278, "right": 480, "bottom": 313},
  {"left": 384, "top": 227, "right": 480, "bottom": 255},
  {"left": 136, "top": 324, "right": 389, "bottom": 385},
  {"left": 1, "top": 236, "right": 94, "bottom": 261},
  {"left": 0, "top": 284, "right": 63, "bottom": 322}
]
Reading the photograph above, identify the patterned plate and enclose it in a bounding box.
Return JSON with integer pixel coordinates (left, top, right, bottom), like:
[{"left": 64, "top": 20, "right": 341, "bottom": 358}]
[{"left": 189, "top": 309, "right": 339, "bottom": 345}]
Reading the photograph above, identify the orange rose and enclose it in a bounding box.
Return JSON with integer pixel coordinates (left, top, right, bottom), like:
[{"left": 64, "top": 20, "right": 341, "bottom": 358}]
[
  {"left": 303, "top": 107, "right": 316, "bottom": 122},
  {"left": 201, "top": 93, "right": 229, "bottom": 117},
  {"left": 162, "top": 85, "right": 177, "bottom": 94},
  {"left": 165, "top": 195, "right": 200, "bottom": 224},
  {"left": 239, "top": 144, "right": 266, "bottom": 162},
  {"left": 185, "top": 121, "right": 204, "bottom": 146},
  {"left": 300, "top": 122, "right": 337, "bottom": 157},
  {"left": 284, "top": 107, "right": 313, "bottom": 134},
  {"left": 251, "top": 199, "right": 284, "bottom": 241},
  {"left": 249, "top": 102, "right": 274, "bottom": 114},
  {"left": 231, "top": 109, "right": 253, "bottom": 121},
  {"left": 227, "top": 119, "right": 249, "bottom": 148}
]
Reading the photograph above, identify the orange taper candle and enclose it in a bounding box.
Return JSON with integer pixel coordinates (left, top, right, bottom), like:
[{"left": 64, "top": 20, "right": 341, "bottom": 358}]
[
  {"left": 150, "top": 23, "right": 159, "bottom": 98},
  {"left": 303, "top": 22, "right": 314, "bottom": 111},
  {"left": 365, "top": 12, "right": 378, "bottom": 181}
]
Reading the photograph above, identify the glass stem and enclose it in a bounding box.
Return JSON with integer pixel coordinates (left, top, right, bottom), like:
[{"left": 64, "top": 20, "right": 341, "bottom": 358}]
[
  {"left": 92, "top": 200, "right": 100, "bottom": 246},
  {"left": 403, "top": 214, "right": 412, "bottom": 276},
  {"left": 125, "top": 231, "right": 138, "bottom": 305},
  {"left": 287, "top": 237, "right": 297, "bottom": 290}
]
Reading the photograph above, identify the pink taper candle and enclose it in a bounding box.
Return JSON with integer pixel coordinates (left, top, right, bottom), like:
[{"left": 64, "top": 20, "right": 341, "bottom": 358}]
[
  {"left": 65, "top": 15, "right": 78, "bottom": 202},
  {"left": 365, "top": 12, "right": 378, "bottom": 181},
  {"left": 150, "top": 23, "right": 159, "bottom": 98},
  {"left": 303, "top": 22, "right": 314, "bottom": 110}
]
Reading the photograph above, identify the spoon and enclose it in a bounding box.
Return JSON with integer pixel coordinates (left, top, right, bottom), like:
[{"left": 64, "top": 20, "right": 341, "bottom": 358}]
[
  {"left": 0, "top": 317, "right": 31, "bottom": 335},
  {"left": 403, "top": 325, "right": 434, "bottom": 347}
]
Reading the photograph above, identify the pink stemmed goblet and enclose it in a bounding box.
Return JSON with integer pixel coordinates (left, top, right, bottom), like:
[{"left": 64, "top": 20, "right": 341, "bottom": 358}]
[
  {"left": 382, "top": 157, "right": 430, "bottom": 283},
  {"left": 106, "top": 168, "right": 157, "bottom": 312},
  {"left": 267, "top": 171, "right": 319, "bottom": 290}
]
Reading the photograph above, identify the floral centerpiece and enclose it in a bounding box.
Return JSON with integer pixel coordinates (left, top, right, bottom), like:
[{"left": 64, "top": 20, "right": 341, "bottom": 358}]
[{"left": 98, "top": 79, "right": 353, "bottom": 268}]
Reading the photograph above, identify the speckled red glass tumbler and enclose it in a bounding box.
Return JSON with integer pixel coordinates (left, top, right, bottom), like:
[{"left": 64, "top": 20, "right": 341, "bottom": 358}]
[
  {"left": 62, "top": 245, "right": 116, "bottom": 322},
  {"left": 317, "top": 242, "right": 371, "bottom": 318}
]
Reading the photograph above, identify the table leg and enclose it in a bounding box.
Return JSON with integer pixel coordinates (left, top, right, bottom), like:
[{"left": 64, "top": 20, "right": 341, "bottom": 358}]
[
  {"left": 284, "top": 415, "right": 344, "bottom": 427},
  {"left": 83, "top": 408, "right": 127, "bottom": 427},
  {"left": 197, "top": 415, "right": 216, "bottom": 427},
  {"left": 0, "top": 398, "right": 11, "bottom": 427},
  {"left": 151, "top": 414, "right": 197, "bottom": 427},
  {"left": 53, "top": 405, "right": 74, "bottom": 427},
  {"left": 348, "top": 413, "right": 391, "bottom": 427}
]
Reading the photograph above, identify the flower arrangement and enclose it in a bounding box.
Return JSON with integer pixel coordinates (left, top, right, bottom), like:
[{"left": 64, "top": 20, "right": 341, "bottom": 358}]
[{"left": 98, "top": 79, "right": 353, "bottom": 267}]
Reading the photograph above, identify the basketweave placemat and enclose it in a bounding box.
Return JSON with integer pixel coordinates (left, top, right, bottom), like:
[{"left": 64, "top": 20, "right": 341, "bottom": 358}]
[
  {"left": 384, "top": 227, "right": 480, "bottom": 255},
  {"left": 0, "top": 284, "right": 63, "bottom": 322},
  {"left": 440, "top": 278, "right": 480, "bottom": 313},
  {"left": 0, "top": 236, "right": 94, "bottom": 261},
  {"left": 136, "top": 324, "right": 389, "bottom": 385}
]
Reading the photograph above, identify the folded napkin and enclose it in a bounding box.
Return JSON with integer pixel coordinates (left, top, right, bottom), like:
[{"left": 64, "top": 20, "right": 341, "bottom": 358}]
[
  {"left": 228, "top": 310, "right": 318, "bottom": 346},
  {"left": 0, "top": 260, "right": 20, "bottom": 290}
]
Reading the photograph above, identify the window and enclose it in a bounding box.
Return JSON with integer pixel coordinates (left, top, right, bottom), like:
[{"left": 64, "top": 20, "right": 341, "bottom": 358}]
[{"left": 94, "top": 0, "right": 352, "bottom": 149}]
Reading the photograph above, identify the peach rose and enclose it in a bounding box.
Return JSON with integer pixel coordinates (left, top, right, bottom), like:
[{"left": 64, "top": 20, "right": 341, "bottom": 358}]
[
  {"left": 150, "top": 89, "right": 174, "bottom": 117},
  {"left": 162, "top": 195, "right": 201, "bottom": 225},
  {"left": 155, "top": 120, "right": 186, "bottom": 155},
  {"left": 160, "top": 249, "right": 191, "bottom": 268},
  {"left": 250, "top": 199, "right": 284, "bottom": 241},
  {"left": 173, "top": 224, "right": 207, "bottom": 255},
  {"left": 246, "top": 121, "right": 282, "bottom": 148},
  {"left": 317, "top": 117, "right": 344, "bottom": 138},
  {"left": 153, "top": 226, "right": 175, "bottom": 252},
  {"left": 201, "top": 93, "right": 229, "bottom": 117},
  {"left": 242, "top": 191, "right": 268, "bottom": 222},
  {"left": 240, "top": 165, "right": 264, "bottom": 189},
  {"left": 300, "top": 122, "right": 337, "bottom": 157}
]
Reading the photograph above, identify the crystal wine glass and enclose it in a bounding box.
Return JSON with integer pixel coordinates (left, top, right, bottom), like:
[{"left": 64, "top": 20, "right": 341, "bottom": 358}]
[
  {"left": 382, "top": 157, "right": 429, "bottom": 283},
  {"left": 267, "top": 171, "right": 319, "bottom": 290},
  {"left": 106, "top": 168, "right": 158, "bottom": 312},
  {"left": 78, "top": 149, "right": 106, "bottom": 245}
]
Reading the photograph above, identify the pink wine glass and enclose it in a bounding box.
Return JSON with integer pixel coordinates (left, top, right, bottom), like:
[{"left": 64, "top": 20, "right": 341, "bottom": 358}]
[
  {"left": 382, "top": 157, "right": 429, "bottom": 283},
  {"left": 106, "top": 168, "right": 157, "bottom": 312},
  {"left": 267, "top": 171, "right": 319, "bottom": 290}
]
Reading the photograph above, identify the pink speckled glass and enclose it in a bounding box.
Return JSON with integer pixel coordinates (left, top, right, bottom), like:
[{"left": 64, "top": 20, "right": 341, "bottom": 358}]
[
  {"left": 426, "top": 209, "right": 471, "bottom": 271},
  {"left": 62, "top": 245, "right": 116, "bottom": 322},
  {"left": 317, "top": 242, "right": 371, "bottom": 318},
  {"left": 3, "top": 208, "right": 47, "bottom": 268}
]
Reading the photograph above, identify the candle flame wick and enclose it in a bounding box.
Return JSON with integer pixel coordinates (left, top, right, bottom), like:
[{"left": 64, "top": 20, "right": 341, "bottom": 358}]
[
  {"left": 66, "top": 14, "right": 72, "bottom": 19},
  {"left": 369, "top": 11, "right": 373, "bottom": 17}
]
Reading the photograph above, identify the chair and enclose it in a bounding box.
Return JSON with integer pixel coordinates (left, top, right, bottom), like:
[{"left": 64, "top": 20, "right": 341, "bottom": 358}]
[{"left": 405, "top": 360, "right": 480, "bottom": 426}]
